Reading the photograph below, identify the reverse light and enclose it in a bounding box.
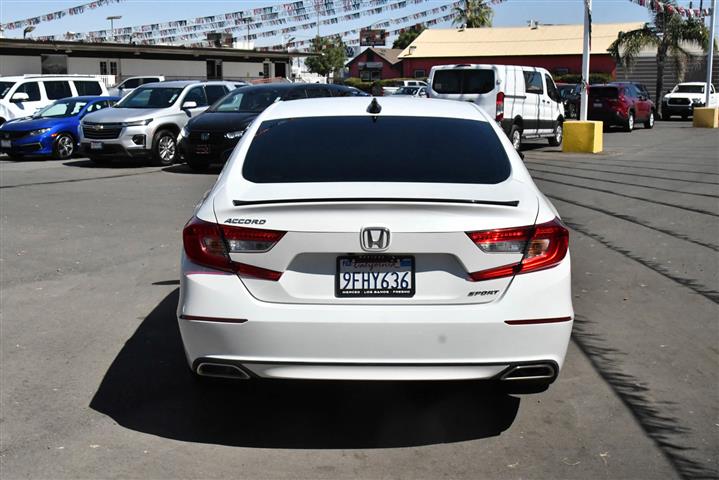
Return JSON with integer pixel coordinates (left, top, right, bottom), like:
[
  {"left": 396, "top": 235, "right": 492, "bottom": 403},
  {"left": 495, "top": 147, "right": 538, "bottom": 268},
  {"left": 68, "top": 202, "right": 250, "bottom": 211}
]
[
  {"left": 495, "top": 91, "right": 505, "bottom": 122},
  {"left": 467, "top": 218, "right": 569, "bottom": 281},
  {"left": 182, "top": 216, "right": 284, "bottom": 280}
]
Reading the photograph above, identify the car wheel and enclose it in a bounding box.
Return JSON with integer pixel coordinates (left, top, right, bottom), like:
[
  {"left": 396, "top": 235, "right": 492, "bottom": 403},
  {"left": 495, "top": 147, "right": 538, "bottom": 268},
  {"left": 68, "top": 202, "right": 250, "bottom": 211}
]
[
  {"left": 624, "top": 112, "right": 634, "bottom": 132},
  {"left": 153, "top": 129, "right": 177, "bottom": 166},
  {"left": 644, "top": 111, "right": 655, "bottom": 129},
  {"left": 53, "top": 133, "right": 75, "bottom": 160},
  {"left": 509, "top": 125, "right": 522, "bottom": 151},
  {"left": 548, "top": 122, "right": 563, "bottom": 146},
  {"left": 187, "top": 156, "right": 209, "bottom": 172}
]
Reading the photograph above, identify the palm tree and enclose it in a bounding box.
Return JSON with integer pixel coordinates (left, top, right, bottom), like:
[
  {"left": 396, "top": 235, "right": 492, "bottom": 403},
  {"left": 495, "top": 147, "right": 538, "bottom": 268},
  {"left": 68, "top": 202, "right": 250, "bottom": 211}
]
[
  {"left": 453, "top": 0, "right": 493, "bottom": 28},
  {"left": 608, "top": 1, "right": 710, "bottom": 115}
]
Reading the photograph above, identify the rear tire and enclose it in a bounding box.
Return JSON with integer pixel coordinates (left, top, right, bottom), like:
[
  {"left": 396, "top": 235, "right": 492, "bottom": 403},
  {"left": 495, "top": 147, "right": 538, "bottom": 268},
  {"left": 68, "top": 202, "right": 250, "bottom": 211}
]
[
  {"left": 623, "top": 112, "right": 634, "bottom": 132},
  {"left": 644, "top": 111, "right": 655, "bottom": 129},
  {"left": 509, "top": 125, "right": 522, "bottom": 151},
  {"left": 548, "top": 122, "right": 563, "bottom": 146},
  {"left": 53, "top": 133, "right": 75, "bottom": 160},
  {"left": 152, "top": 129, "right": 177, "bottom": 166}
]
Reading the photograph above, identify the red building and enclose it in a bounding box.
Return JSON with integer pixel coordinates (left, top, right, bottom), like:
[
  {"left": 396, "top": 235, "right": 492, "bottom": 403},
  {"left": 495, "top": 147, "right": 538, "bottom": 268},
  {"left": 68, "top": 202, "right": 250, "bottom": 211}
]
[
  {"left": 391, "top": 22, "right": 644, "bottom": 80},
  {"left": 346, "top": 47, "right": 403, "bottom": 81}
]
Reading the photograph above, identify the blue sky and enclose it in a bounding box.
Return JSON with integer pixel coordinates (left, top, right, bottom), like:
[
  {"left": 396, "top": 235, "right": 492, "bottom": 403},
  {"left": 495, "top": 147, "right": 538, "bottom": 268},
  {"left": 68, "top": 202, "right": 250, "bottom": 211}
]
[{"left": 0, "top": 0, "right": 714, "bottom": 46}]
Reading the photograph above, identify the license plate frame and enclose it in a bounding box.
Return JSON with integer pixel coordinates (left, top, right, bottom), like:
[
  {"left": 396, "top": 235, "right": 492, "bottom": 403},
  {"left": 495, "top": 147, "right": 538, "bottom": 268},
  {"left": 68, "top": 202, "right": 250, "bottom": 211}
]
[
  {"left": 335, "top": 255, "right": 415, "bottom": 298},
  {"left": 592, "top": 102, "right": 603, "bottom": 108},
  {"left": 1, "top": 139, "right": 10, "bottom": 148},
  {"left": 90, "top": 141, "right": 103, "bottom": 150},
  {"left": 195, "top": 144, "right": 210, "bottom": 154}
]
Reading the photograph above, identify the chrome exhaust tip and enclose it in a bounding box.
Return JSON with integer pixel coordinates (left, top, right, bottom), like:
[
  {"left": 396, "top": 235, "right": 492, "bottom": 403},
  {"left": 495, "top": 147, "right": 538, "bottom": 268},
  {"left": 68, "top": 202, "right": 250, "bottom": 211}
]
[
  {"left": 196, "top": 362, "right": 251, "bottom": 380},
  {"left": 500, "top": 363, "right": 557, "bottom": 381}
]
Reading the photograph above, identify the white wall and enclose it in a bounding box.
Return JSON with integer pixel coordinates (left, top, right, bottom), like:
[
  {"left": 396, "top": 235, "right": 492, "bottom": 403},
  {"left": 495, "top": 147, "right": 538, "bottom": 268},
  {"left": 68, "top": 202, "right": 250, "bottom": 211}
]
[
  {"left": 0, "top": 55, "right": 41, "bottom": 76},
  {"left": 119, "top": 58, "right": 205, "bottom": 79},
  {"left": 224, "top": 61, "right": 268, "bottom": 80},
  {"left": 68, "top": 57, "right": 102, "bottom": 75}
]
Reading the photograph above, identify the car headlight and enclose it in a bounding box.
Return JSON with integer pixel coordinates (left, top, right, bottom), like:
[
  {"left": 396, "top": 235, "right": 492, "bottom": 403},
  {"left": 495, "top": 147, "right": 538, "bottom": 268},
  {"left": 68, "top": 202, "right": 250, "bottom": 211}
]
[
  {"left": 225, "top": 130, "right": 245, "bottom": 140},
  {"left": 691, "top": 98, "right": 705, "bottom": 105},
  {"left": 29, "top": 128, "right": 51, "bottom": 136},
  {"left": 179, "top": 126, "right": 189, "bottom": 138},
  {"left": 122, "top": 118, "right": 153, "bottom": 127}
]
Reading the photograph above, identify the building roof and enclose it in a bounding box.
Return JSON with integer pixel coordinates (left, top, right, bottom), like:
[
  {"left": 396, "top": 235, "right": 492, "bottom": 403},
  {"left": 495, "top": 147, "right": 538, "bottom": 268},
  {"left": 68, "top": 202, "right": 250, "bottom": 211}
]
[
  {"left": 348, "top": 47, "right": 404, "bottom": 66},
  {"left": 398, "top": 22, "right": 645, "bottom": 59}
]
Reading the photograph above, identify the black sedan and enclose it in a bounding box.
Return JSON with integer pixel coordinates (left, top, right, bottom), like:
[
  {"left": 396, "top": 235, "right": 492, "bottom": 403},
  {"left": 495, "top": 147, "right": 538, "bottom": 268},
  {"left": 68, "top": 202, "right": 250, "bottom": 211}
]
[{"left": 179, "top": 83, "right": 362, "bottom": 171}]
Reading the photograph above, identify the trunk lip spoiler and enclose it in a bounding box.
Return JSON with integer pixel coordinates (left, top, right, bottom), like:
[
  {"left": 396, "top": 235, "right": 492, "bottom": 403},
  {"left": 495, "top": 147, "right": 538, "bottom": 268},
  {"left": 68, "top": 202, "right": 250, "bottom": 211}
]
[{"left": 232, "top": 198, "right": 520, "bottom": 207}]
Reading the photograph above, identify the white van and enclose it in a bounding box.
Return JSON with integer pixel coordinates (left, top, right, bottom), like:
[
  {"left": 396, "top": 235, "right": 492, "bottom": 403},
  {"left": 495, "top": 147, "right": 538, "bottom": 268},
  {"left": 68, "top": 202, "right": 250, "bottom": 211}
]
[
  {"left": 0, "top": 75, "right": 108, "bottom": 124},
  {"left": 427, "top": 64, "right": 564, "bottom": 149}
]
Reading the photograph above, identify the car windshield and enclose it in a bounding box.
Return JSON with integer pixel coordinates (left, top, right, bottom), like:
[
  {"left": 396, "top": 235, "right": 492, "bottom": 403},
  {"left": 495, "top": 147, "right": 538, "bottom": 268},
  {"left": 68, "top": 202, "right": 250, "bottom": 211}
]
[
  {"left": 116, "top": 86, "right": 183, "bottom": 108},
  {"left": 432, "top": 69, "right": 495, "bottom": 94},
  {"left": 393, "top": 87, "right": 419, "bottom": 95},
  {"left": 674, "top": 85, "right": 704, "bottom": 93},
  {"left": 589, "top": 87, "right": 619, "bottom": 98},
  {"left": 34, "top": 99, "right": 88, "bottom": 118},
  {"left": 0, "top": 81, "right": 15, "bottom": 99},
  {"left": 243, "top": 116, "right": 511, "bottom": 184},
  {"left": 210, "top": 89, "right": 281, "bottom": 113}
]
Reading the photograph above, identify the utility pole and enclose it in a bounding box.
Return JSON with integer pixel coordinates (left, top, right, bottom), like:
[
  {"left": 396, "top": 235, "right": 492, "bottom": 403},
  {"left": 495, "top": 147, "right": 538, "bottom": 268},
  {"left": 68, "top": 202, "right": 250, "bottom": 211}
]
[
  {"left": 705, "top": 0, "right": 716, "bottom": 106},
  {"left": 580, "top": 0, "right": 592, "bottom": 121}
]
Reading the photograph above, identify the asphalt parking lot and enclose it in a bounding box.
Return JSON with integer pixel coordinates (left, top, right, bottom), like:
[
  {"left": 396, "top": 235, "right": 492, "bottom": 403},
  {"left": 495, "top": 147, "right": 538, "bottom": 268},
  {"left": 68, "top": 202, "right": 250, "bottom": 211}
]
[{"left": 0, "top": 120, "right": 717, "bottom": 479}]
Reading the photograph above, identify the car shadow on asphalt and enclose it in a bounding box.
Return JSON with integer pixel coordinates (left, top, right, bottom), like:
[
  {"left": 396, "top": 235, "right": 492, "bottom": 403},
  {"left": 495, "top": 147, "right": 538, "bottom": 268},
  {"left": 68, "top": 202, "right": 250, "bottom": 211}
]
[
  {"left": 162, "top": 164, "right": 223, "bottom": 175},
  {"left": 90, "top": 289, "right": 520, "bottom": 449},
  {"left": 63, "top": 159, "right": 152, "bottom": 169}
]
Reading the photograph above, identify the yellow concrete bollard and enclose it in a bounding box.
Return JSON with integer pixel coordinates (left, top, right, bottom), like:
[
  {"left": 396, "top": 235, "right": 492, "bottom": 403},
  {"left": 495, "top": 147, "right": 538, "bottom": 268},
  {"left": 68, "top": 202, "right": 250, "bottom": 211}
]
[
  {"left": 562, "top": 120, "right": 603, "bottom": 153},
  {"left": 692, "top": 107, "right": 719, "bottom": 128}
]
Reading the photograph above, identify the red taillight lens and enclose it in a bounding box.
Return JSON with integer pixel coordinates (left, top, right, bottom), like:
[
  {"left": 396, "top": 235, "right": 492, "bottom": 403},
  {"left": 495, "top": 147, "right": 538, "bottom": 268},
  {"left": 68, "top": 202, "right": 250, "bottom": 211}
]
[
  {"left": 182, "top": 216, "right": 284, "bottom": 280},
  {"left": 495, "top": 91, "right": 505, "bottom": 121},
  {"left": 467, "top": 218, "right": 569, "bottom": 281}
]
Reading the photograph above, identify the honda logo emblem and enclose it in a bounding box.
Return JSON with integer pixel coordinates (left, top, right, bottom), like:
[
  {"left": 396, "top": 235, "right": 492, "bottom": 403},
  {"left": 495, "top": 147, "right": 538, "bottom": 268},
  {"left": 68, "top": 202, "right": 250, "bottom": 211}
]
[{"left": 360, "top": 227, "right": 390, "bottom": 252}]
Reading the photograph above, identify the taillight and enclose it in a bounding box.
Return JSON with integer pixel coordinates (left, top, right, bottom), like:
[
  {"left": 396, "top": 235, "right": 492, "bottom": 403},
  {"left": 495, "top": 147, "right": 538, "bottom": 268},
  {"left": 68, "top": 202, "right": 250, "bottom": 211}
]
[
  {"left": 495, "top": 91, "right": 505, "bottom": 121},
  {"left": 182, "top": 216, "right": 284, "bottom": 280},
  {"left": 466, "top": 218, "right": 569, "bottom": 281}
]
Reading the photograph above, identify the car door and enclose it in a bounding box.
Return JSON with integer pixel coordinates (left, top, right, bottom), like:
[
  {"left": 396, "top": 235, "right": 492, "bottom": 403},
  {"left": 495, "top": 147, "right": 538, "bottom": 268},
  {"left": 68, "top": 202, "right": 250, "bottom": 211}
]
[
  {"left": 630, "top": 84, "right": 649, "bottom": 120},
  {"left": 522, "top": 70, "right": 543, "bottom": 136},
  {"left": 11, "top": 81, "right": 44, "bottom": 117},
  {"left": 543, "top": 73, "right": 562, "bottom": 132}
]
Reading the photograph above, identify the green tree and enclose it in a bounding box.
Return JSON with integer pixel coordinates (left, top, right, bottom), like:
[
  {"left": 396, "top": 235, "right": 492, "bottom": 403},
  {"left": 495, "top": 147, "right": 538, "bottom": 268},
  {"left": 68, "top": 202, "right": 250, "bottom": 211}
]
[
  {"left": 305, "top": 35, "right": 348, "bottom": 81},
  {"left": 607, "top": 1, "right": 710, "bottom": 113},
  {"left": 453, "top": 0, "right": 493, "bottom": 28},
  {"left": 393, "top": 26, "right": 425, "bottom": 49}
]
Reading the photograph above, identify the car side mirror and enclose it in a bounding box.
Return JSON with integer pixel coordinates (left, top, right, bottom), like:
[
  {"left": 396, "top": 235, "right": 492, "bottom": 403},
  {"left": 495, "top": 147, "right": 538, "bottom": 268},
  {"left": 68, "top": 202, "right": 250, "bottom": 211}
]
[
  {"left": 11, "top": 92, "right": 29, "bottom": 102},
  {"left": 182, "top": 101, "right": 198, "bottom": 109}
]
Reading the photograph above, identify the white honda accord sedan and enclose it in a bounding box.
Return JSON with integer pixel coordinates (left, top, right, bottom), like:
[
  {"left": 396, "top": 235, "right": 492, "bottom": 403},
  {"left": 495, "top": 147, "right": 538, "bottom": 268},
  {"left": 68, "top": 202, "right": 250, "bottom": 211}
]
[{"left": 178, "top": 96, "right": 573, "bottom": 389}]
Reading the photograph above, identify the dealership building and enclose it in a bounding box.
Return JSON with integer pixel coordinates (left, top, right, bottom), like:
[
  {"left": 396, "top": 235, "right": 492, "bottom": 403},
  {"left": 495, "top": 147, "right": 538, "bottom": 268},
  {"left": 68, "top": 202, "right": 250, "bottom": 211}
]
[{"left": 0, "top": 38, "right": 300, "bottom": 85}]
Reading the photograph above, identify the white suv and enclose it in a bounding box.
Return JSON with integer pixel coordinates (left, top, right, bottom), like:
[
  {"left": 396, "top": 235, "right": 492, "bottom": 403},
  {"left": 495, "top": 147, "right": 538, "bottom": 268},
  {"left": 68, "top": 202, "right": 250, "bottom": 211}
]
[
  {"left": 80, "top": 80, "right": 235, "bottom": 165},
  {"left": 107, "top": 76, "right": 165, "bottom": 97},
  {"left": 0, "top": 75, "right": 108, "bottom": 124}
]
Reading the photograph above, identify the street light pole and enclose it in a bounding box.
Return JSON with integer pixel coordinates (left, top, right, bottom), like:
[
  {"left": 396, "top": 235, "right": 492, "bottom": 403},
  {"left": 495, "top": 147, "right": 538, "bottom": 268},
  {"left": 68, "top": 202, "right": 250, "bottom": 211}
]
[
  {"left": 704, "top": 0, "right": 716, "bottom": 106},
  {"left": 580, "top": 0, "right": 592, "bottom": 121}
]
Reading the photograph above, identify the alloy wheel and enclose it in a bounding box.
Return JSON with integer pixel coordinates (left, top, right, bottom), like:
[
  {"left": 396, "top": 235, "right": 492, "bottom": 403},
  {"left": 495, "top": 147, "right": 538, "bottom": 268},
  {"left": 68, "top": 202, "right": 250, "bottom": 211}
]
[
  {"left": 56, "top": 135, "right": 74, "bottom": 159},
  {"left": 158, "top": 135, "right": 176, "bottom": 163}
]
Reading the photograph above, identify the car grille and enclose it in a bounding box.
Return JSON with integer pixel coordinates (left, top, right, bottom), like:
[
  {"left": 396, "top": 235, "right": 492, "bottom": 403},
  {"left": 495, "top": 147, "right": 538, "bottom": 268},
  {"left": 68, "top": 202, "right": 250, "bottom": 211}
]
[
  {"left": 1, "top": 131, "right": 29, "bottom": 140},
  {"left": 668, "top": 98, "right": 690, "bottom": 105},
  {"left": 187, "top": 131, "right": 223, "bottom": 143},
  {"left": 83, "top": 123, "right": 123, "bottom": 140}
]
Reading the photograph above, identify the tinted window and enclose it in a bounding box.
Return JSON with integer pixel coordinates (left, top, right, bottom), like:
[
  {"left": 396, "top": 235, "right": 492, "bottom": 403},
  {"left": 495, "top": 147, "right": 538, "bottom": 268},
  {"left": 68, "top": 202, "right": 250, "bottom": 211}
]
[
  {"left": 141, "top": 77, "right": 161, "bottom": 85},
  {"left": 589, "top": 87, "right": 619, "bottom": 98},
  {"left": 0, "top": 82, "right": 15, "bottom": 99},
  {"left": 121, "top": 78, "right": 141, "bottom": 89},
  {"left": 44, "top": 81, "right": 73, "bottom": 100},
  {"left": 74, "top": 81, "right": 102, "bottom": 96},
  {"left": 544, "top": 74, "right": 560, "bottom": 102},
  {"left": 211, "top": 88, "right": 281, "bottom": 113},
  {"left": 675, "top": 84, "right": 704, "bottom": 93},
  {"left": 184, "top": 86, "right": 208, "bottom": 107},
  {"left": 116, "top": 87, "right": 183, "bottom": 108},
  {"left": 523, "top": 72, "right": 543, "bottom": 94},
  {"left": 16, "top": 82, "right": 41, "bottom": 101},
  {"left": 86, "top": 101, "right": 107, "bottom": 113},
  {"left": 432, "top": 70, "right": 494, "bottom": 94},
  {"left": 243, "top": 116, "right": 510, "bottom": 184},
  {"left": 205, "top": 85, "right": 228, "bottom": 104},
  {"left": 285, "top": 88, "right": 306, "bottom": 100},
  {"left": 306, "top": 86, "right": 332, "bottom": 98}
]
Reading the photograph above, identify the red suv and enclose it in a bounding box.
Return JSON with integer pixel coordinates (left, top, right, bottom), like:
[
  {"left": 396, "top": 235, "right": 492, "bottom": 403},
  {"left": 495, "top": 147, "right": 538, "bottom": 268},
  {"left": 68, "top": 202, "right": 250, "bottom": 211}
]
[{"left": 588, "top": 82, "right": 656, "bottom": 132}]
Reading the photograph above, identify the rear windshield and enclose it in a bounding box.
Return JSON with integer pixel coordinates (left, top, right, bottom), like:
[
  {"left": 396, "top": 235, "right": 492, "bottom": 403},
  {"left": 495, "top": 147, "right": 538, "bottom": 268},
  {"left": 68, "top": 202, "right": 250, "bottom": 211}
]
[
  {"left": 242, "top": 116, "right": 511, "bottom": 184},
  {"left": 674, "top": 84, "right": 704, "bottom": 93},
  {"left": 589, "top": 86, "right": 619, "bottom": 98},
  {"left": 432, "top": 69, "right": 495, "bottom": 94}
]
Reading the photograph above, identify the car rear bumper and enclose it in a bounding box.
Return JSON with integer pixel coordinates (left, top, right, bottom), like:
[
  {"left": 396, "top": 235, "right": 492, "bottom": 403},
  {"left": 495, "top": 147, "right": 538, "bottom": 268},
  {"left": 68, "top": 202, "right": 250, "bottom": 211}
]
[
  {"left": 177, "top": 255, "right": 574, "bottom": 381},
  {"left": 588, "top": 110, "right": 626, "bottom": 125}
]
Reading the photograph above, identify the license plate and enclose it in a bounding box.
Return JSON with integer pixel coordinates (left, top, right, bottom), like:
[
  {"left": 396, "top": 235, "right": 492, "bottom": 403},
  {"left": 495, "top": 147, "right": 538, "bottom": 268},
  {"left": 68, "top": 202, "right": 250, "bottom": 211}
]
[
  {"left": 90, "top": 142, "right": 103, "bottom": 150},
  {"left": 195, "top": 144, "right": 210, "bottom": 154},
  {"left": 1, "top": 140, "right": 10, "bottom": 148},
  {"left": 593, "top": 102, "right": 602, "bottom": 108},
  {"left": 336, "top": 255, "right": 415, "bottom": 297}
]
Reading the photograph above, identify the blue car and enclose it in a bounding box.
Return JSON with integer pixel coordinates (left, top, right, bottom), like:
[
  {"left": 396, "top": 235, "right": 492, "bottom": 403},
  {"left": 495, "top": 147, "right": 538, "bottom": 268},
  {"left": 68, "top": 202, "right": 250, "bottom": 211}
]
[{"left": 0, "top": 96, "right": 118, "bottom": 160}]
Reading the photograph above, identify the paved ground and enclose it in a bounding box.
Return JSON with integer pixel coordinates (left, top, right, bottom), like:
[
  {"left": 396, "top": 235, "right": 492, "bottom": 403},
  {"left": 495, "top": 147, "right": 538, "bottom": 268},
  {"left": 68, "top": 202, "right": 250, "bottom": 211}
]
[{"left": 0, "top": 120, "right": 717, "bottom": 479}]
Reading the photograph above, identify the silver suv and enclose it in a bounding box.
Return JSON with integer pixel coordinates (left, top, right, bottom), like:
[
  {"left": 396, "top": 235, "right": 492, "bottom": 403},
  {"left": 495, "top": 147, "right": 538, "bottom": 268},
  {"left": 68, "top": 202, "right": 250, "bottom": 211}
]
[{"left": 80, "top": 80, "right": 235, "bottom": 165}]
